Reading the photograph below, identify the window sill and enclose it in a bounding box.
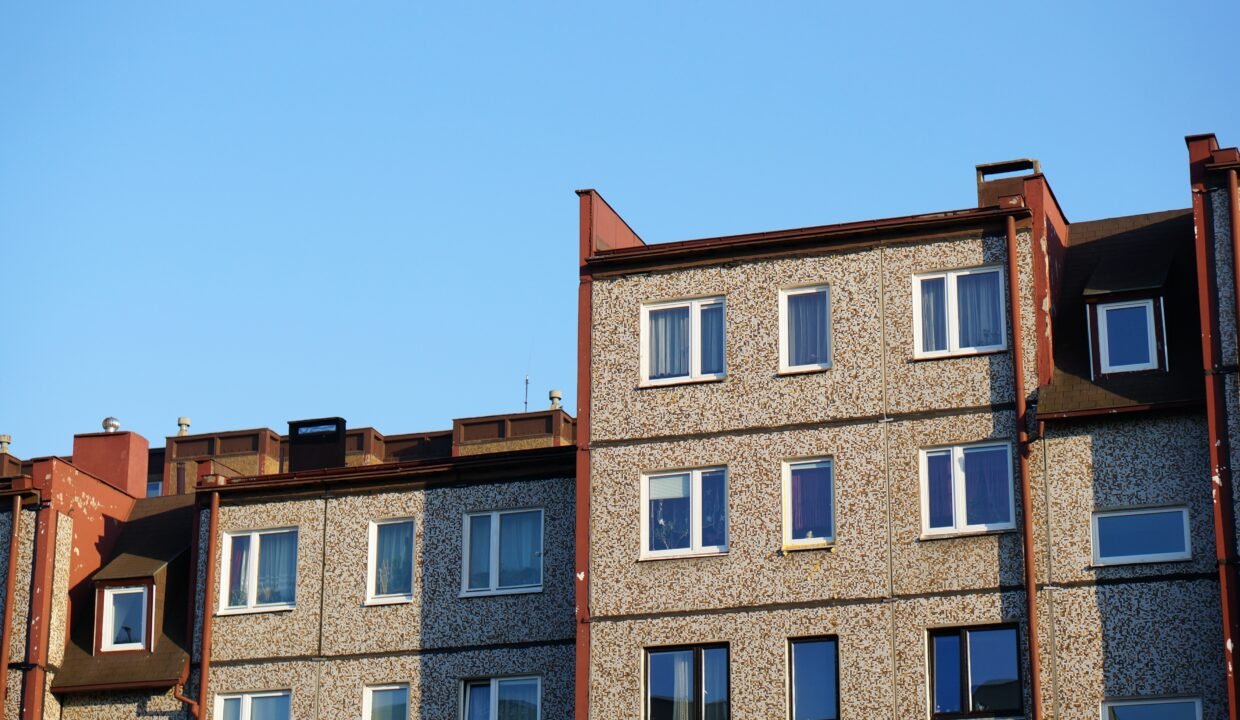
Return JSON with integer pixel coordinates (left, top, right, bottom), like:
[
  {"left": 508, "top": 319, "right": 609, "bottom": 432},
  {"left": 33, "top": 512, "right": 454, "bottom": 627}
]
[
  {"left": 918, "top": 528, "right": 1017, "bottom": 542},
  {"left": 459, "top": 586, "right": 543, "bottom": 599},
  {"left": 637, "top": 376, "right": 726, "bottom": 390},
  {"left": 779, "top": 542, "right": 835, "bottom": 554},
  {"left": 909, "top": 347, "right": 1008, "bottom": 363},
  {"left": 1088, "top": 556, "right": 1193, "bottom": 569},
  {"left": 638, "top": 550, "right": 729, "bottom": 562},
  {"left": 215, "top": 604, "right": 296, "bottom": 617},
  {"left": 363, "top": 595, "right": 414, "bottom": 607},
  {"left": 776, "top": 365, "right": 832, "bottom": 377}
]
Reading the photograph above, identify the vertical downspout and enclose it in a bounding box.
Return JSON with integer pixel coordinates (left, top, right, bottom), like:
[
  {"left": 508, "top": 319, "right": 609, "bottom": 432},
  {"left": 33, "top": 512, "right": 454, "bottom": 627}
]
[
  {"left": 0, "top": 494, "right": 23, "bottom": 715},
  {"left": 196, "top": 491, "right": 221, "bottom": 718},
  {"left": 1007, "top": 215, "right": 1044, "bottom": 720},
  {"left": 1230, "top": 170, "right": 1240, "bottom": 352},
  {"left": 20, "top": 489, "right": 55, "bottom": 720},
  {"left": 174, "top": 493, "right": 203, "bottom": 718},
  {"left": 574, "top": 193, "right": 594, "bottom": 720}
]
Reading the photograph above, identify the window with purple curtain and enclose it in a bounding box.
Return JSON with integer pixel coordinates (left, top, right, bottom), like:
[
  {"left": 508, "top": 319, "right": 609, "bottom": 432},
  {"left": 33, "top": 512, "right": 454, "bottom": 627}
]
[
  {"left": 785, "top": 287, "right": 830, "bottom": 369},
  {"left": 956, "top": 270, "right": 1003, "bottom": 349},
  {"left": 786, "top": 460, "right": 834, "bottom": 544},
  {"left": 699, "top": 303, "right": 725, "bottom": 376},
  {"left": 963, "top": 446, "right": 1011, "bottom": 526},
  {"left": 923, "top": 444, "right": 1013, "bottom": 533},
  {"left": 919, "top": 276, "right": 948, "bottom": 353},
  {"left": 925, "top": 451, "right": 954, "bottom": 530}
]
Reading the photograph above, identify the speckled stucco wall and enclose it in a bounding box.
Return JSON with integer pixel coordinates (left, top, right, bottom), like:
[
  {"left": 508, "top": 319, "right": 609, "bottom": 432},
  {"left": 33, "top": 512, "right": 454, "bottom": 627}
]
[
  {"left": 40, "top": 512, "right": 74, "bottom": 720},
  {"left": 59, "top": 688, "right": 189, "bottom": 720},
  {"left": 1210, "top": 184, "right": 1240, "bottom": 560}
]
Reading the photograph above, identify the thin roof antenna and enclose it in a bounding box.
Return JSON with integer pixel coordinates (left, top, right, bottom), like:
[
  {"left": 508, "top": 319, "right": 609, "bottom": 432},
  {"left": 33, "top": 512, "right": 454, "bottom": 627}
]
[{"left": 524, "top": 374, "right": 529, "bottom": 413}]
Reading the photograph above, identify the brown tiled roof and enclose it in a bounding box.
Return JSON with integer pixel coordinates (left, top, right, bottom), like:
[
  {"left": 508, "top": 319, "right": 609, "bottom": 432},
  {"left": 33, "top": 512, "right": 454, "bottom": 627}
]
[{"left": 1037, "top": 209, "right": 1203, "bottom": 418}]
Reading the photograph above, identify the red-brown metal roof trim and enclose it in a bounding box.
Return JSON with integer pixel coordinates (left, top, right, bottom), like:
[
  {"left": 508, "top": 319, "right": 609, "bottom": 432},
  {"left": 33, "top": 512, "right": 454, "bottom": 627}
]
[{"left": 1036, "top": 398, "right": 1200, "bottom": 421}]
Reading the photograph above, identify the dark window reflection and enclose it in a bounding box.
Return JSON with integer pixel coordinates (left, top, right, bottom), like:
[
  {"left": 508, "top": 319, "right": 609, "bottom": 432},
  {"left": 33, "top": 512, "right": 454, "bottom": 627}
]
[
  {"left": 1096, "top": 510, "right": 1187, "bottom": 560},
  {"left": 931, "top": 626, "right": 1022, "bottom": 718},
  {"left": 791, "top": 638, "right": 838, "bottom": 720},
  {"left": 1107, "top": 700, "right": 1199, "bottom": 720},
  {"left": 932, "top": 634, "right": 962, "bottom": 713},
  {"left": 700, "top": 470, "right": 728, "bottom": 548},
  {"left": 648, "top": 645, "right": 729, "bottom": 720}
]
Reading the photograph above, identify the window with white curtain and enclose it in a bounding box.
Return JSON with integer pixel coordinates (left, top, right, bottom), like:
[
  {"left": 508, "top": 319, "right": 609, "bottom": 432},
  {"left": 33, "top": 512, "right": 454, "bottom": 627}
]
[
  {"left": 641, "top": 467, "right": 728, "bottom": 559},
  {"left": 364, "top": 684, "right": 409, "bottom": 720},
  {"left": 1102, "top": 698, "right": 1201, "bottom": 719},
  {"left": 462, "top": 676, "right": 540, "bottom": 720},
  {"left": 462, "top": 509, "right": 544, "bottom": 596},
  {"left": 100, "top": 585, "right": 149, "bottom": 651},
  {"left": 367, "top": 518, "right": 415, "bottom": 604},
  {"left": 646, "top": 645, "right": 729, "bottom": 720},
  {"left": 641, "top": 297, "right": 726, "bottom": 385},
  {"left": 913, "top": 266, "right": 1006, "bottom": 357},
  {"left": 779, "top": 285, "right": 831, "bottom": 372},
  {"left": 782, "top": 459, "right": 834, "bottom": 550},
  {"left": 220, "top": 528, "right": 298, "bottom": 612},
  {"left": 216, "top": 691, "right": 291, "bottom": 720},
  {"left": 920, "top": 442, "right": 1014, "bottom": 535}
]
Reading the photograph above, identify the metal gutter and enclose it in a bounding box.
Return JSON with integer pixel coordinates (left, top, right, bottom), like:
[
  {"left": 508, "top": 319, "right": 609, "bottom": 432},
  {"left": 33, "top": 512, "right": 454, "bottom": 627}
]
[
  {"left": 1231, "top": 169, "right": 1240, "bottom": 357},
  {"left": 196, "top": 491, "right": 220, "bottom": 718}
]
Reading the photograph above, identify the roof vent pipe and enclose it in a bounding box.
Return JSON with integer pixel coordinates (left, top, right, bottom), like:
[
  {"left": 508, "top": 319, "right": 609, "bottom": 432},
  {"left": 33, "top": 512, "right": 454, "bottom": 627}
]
[
  {"left": 102, "top": 417, "right": 121, "bottom": 433},
  {"left": 177, "top": 417, "right": 192, "bottom": 436},
  {"left": 549, "top": 389, "right": 562, "bottom": 410},
  {"left": 0, "top": 435, "right": 9, "bottom": 454}
]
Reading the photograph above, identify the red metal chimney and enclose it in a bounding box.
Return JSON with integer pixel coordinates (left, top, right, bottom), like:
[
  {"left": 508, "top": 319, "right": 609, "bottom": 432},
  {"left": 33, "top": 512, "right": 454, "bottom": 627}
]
[{"left": 71, "top": 421, "right": 149, "bottom": 498}]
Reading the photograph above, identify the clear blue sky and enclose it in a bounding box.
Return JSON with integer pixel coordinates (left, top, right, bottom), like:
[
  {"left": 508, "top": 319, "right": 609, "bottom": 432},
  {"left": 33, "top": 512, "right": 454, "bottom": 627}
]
[{"left": 2, "top": 2, "right": 1237, "bottom": 458}]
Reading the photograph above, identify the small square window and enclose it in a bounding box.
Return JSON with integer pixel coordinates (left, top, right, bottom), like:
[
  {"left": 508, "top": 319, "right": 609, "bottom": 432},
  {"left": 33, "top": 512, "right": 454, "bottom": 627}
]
[
  {"left": 913, "top": 267, "right": 1007, "bottom": 358},
  {"left": 1102, "top": 698, "right": 1201, "bottom": 719},
  {"left": 920, "top": 442, "right": 1015, "bottom": 536},
  {"left": 789, "top": 637, "right": 838, "bottom": 720},
  {"left": 641, "top": 297, "right": 726, "bottom": 385},
  {"left": 1092, "top": 299, "right": 1163, "bottom": 375},
  {"left": 216, "top": 691, "right": 291, "bottom": 720},
  {"left": 641, "top": 467, "right": 728, "bottom": 559},
  {"left": 367, "top": 519, "right": 415, "bottom": 604},
  {"left": 365, "top": 684, "right": 409, "bottom": 720},
  {"left": 1092, "top": 507, "right": 1191, "bottom": 566},
  {"left": 929, "top": 625, "right": 1022, "bottom": 718},
  {"left": 462, "top": 509, "right": 544, "bottom": 596},
  {"left": 146, "top": 480, "right": 163, "bottom": 498},
  {"left": 99, "top": 585, "right": 149, "bottom": 652},
  {"left": 646, "top": 645, "right": 729, "bottom": 720},
  {"left": 221, "top": 528, "right": 298, "bottom": 612},
  {"left": 779, "top": 286, "right": 831, "bottom": 373},
  {"left": 781, "top": 459, "right": 835, "bottom": 549},
  {"left": 462, "top": 676, "right": 541, "bottom": 720}
]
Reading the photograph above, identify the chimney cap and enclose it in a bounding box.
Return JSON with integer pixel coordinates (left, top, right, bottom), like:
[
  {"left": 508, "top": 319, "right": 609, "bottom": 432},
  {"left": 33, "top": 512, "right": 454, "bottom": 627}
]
[
  {"left": 0, "top": 435, "right": 10, "bottom": 453},
  {"left": 549, "top": 389, "right": 563, "bottom": 409},
  {"left": 102, "top": 417, "right": 121, "bottom": 433},
  {"left": 177, "top": 417, "right": 192, "bottom": 436},
  {"left": 976, "top": 159, "right": 1040, "bottom": 186}
]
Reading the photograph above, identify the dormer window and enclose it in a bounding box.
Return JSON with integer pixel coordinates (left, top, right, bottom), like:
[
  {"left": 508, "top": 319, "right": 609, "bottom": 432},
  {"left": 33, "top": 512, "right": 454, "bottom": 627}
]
[
  {"left": 98, "top": 584, "right": 150, "bottom": 652},
  {"left": 1090, "top": 298, "right": 1165, "bottom": 375}
]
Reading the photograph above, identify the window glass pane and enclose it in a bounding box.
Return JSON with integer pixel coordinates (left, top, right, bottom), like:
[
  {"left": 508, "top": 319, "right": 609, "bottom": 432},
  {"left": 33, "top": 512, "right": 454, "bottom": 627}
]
[
  {"left": 465, "top": 683, "right": 491, "bottom": 720},
  {"left": 498, "top": 511, "right": 543, "bottom": 588},
  {"left": 920, "top": 277, "right": 948, "bottom": 353},
  {"left": 648, "top": 475, "right": 691, "bottom": 552},
  {"left": 1105, "top": 305, "right": 1152, "bottom": 367},
  {"left": 468, "top": 515, "right": 492, "bottom": 590},
  {"left": 369, "top": 688, "right": 408, "bottom": 720},
  {"left": 789, "top": 463, "right": 833, "bottom": 541},
  {"left": 374, "top": 521, "right": 413, "bottom": 597},
  {"left": 497, "top": 678, "right": 539, "bottom": 720},
  {"left": 788, "top": 290, "right": 829, "bottom": 367},
  {"left": 963, "top": 447, "right": 1010, "bottom": 526},
  {"left": 702, "top": 647, "right": 729, "bottom": 720},
  {"left": 227, "top": 535, "right": 251, "bottom": 608},
  {"left": 700, "top": 304, "right": 725, "bottom": 375},
  {"left": 932, "top": 633, "right": 963, "bottom": 713},
  {"left": 650, "top": 306, "right": 691, "bottom": 379},
  {"left": 791, "top": 639, "right": 838, "bottom": 720},
  {"left": 926, "top": 451, "right": 954, "bottom": 529},
  {"left": 146, "top": 481, "right": 162, "bottom": 498},
  {"left": 700, "top": 470, "right": 727, "bottom": 548},
  {"left": 110, "top": 590, "right": 144, "bottom": 646},
  {"left": 257, "top": 531, "right": 297, "bottom": 605},
  {"left": 957, "top": 271, "right": 1003, "bottom": 348},
  {"left": 648, "top": 650, "right": 694, "bottom": 720},
  {"left": 249, "top": 694, "right": 291, "bottom": 720},
  {"left": 1097, "top": 510, "right": 1187, "bottom": 560},
  {"left": 966, "top": 628, "right": 1020, "bottom": 712},
  {"left": 221, "top": 698, "right": 242, "bottom": 720},
  {"left": 1107, "top": 700, "right": 1199, "bottom": 720}
]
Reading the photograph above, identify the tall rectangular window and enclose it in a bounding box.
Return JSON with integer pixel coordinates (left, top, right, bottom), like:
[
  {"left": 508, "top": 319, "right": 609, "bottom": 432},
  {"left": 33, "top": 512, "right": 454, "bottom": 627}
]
[
  {"left": 642, "top": 467, "right": 728, "bottom": 559},
  {"left": 1102, "top": 698, "right": 1201, "bottom": 719},
  {"left": 789, "top": 637, "right": 838, "bottom": 720},
  {"left": 462, "top": 509, "right": 544, "bottom": 596},
  {"left": 920, "top": 442, "right": 1014, "bottom": 535},
  {"left": 1095, "top": 299, "right": 1160, "bottom": 374},
  {"left": 780, "top": 286, "right": 831, "bottom": 372},
  {"left": 929, "top": 625, "right": 1022, "bottom": 718},
  {"left": 642, "top": 297, "right": 726, "bottom": 384},
  {"left": 1092, "top": 507, "right": 1191, "bottom": 566},
  {"left": 914, "top": 267, "right": 1006, "bottom": 357},
  {"left": 647, "top": 645, "right": 729, "bottom": 720},
  {"left": 781, "top": 459, "right": 834, "bottom": 549},
  {"left": 216, "top": 691, "right": 291, "bottom": 720},
  {"left": 364, "top": 684, "right": 409, "bottom": 720},
  {"left": 367, "top": 519, "right": 415, "bottom": 603},
  {"left": 221, "top": 528, "right": 298, "bottom": 611},
  {"left": 463, "top": 676, "right": 540, "bottom": 720},
  {"left": 100, "top": 585, "right": 149, "bottom": 652}
]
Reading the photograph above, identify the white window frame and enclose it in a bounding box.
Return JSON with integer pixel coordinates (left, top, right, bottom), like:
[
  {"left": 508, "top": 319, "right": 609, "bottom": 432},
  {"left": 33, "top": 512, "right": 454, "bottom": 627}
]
[
  {"left": 781, "top": 458, "right": 835, "bottom": 550},
  {"left": 1096, "top": 299, "right": 1159, "bottom": 373},
  {"left": 219, "top": 527, "right": 299, "bottom": 614},
  {"left": 215, "top": 690, "right": 292, "bottom": 720},
  {"left": 460, "top": 676, "right": 542, "bottom": 720},
  {"left": 640, "top": 466, "right": 729, "bottom": 560},
  {"left": 366, "top": 518, "right": 415, "bottom": 605},
  {"left": 363, "top": 684, "right": 409, "bottom": 720},
  {"left": 778, "top": 285, "right": 832, "bottom": 373},
  {"left": 639, "top": 296, "right": 726, "bottom": 386},
  {"left": 460, "top": 508, "right": 545, "bottom": 597},
  {"left": 1091, "top": 506, "right": 1191, "bottom": 566},
  {"left": 100, "top": 585, "right": 150, "bottom": 652},
  {"left": 919, "top": 442, "right": 1015, "bottom": 536},
  {"left": 912, "top": 265, "right": 1007, "bottom": 358},
  {"left": 1101, "top": 697, "right": 1202, "bottom": 719}
]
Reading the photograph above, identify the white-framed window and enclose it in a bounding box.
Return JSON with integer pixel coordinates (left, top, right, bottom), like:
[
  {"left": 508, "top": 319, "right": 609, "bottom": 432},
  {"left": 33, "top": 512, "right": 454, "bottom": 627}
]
[
  {"left": 462, "top": 676, "right": 541, "bottom": 720},
  {"left": 641, "top": 467, "right": 728, "bottom": 559},
  {"left": 367, "top": 518, "right": 415, "bottom": 604},
  {"left": 220, "top": 528, "right": 298, "bottom": 612},
  {"left": 779, "top": 285, "right": 831, "bottom": 373},
  {"left": 216, "top": 690, "right": 291, "bottom": 720},
  {"left": 364, "top": 684, "right": 409, "bottom": 720},
  {"left": 913, "top": 266, "right": 1006, "bottom": 358},
  {"left": 640, "top": 296, "right": 726, "bottom": 385},
  {"left": 1095, "top": 299, "right": 1160, "bottom": 374},
  {"left": 920, "top": 442, "right": 1014, "bottom": 535},
  {"left": 461, "top": 509, "right": 544, "bottom": 596},
  {"left": 1092, "top": 506, "right": 1191, "bottom": 566},
  {"left": 1102, "top": 697, "right": 1201, "bottom": 719},
  {"left": 781, "top": 458, "right": 835, "bottom": 549},
  {"left": 100, "top": 585, "right": 149, "bottom": 652}
]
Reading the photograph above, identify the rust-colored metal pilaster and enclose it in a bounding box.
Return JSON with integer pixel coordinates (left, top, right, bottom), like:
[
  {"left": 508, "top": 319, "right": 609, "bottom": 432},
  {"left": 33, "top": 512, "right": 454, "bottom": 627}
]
[{"left": 0, "top": 494, "right": 23, "bottom": 716}]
